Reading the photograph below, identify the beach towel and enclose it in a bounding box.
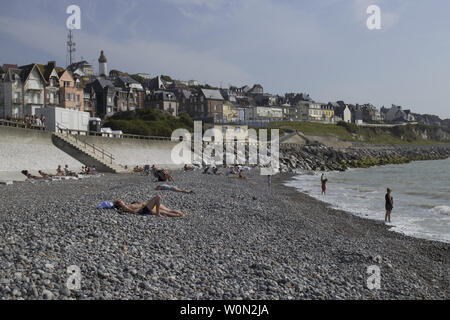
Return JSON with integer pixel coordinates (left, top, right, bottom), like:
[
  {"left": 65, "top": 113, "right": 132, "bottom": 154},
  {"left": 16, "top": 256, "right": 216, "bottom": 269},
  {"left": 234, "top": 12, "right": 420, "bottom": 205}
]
[{"left": 96, "top": 201, "right": 114, "bottom": 209}]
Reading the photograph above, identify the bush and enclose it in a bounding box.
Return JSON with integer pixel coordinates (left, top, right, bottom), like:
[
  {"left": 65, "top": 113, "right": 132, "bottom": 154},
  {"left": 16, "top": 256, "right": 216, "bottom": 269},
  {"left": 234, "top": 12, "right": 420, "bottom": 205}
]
[
  {"left": 337, "top": 121, "right": 359, "bottom": 134},
  {"left": 103, "top": 109, "right": 194, "bottom": 137}
]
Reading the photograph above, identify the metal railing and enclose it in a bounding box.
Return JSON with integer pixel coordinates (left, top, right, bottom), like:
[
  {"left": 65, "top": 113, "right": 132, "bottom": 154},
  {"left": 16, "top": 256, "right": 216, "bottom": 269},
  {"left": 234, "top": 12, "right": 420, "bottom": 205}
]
[
  {"left": 57, "top": 126, "right": 115, "bottom": 165},
  {"left": 0, "top": 119, "right": 46, "bottom": 131},
  {"left": 56, "top": 127, "right": 172, "bottom": 141}
]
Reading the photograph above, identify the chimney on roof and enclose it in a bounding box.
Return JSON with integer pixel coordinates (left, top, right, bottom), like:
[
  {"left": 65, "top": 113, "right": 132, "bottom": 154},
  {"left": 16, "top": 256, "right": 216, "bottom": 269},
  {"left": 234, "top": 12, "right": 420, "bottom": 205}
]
[{"left": 48, "top": 61, "right": 56, "bottom": 69}]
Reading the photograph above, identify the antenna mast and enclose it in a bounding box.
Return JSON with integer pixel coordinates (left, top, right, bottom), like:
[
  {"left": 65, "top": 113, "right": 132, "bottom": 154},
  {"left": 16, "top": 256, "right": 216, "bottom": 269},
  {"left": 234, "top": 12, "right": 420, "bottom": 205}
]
[{"left": 67, "top": 29, "right": 76, "bottom": 66}]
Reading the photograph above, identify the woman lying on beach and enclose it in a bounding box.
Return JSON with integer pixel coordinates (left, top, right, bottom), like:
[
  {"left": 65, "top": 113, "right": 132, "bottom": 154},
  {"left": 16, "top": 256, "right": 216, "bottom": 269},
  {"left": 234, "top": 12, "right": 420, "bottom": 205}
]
[
  {"left": 38, "top": 170, "right": 55, "bottom": 178},
  {"left": 113, "top": 196, "right": 186, "bottom": 217},
  {"left": 155, "top": 184, "right": 194, "bottom": 194},
  {"left": 212, "top": 167, "right": 224, "bottom": 176},
  {"left": 21, "top": 170, "right": 44, "bottom": 180},
  {"left": 152, "top": 166, "right": 175, "bottom": 182}
]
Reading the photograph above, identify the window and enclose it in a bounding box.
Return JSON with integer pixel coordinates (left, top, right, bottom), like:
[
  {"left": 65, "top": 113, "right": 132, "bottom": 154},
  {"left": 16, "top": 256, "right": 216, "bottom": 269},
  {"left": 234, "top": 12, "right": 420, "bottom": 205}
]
[
  {"left": 76, "top": 95, "right": 80, "bottom": 103},
  {"left": 64, "top": 81, "right": 70, "bottom": 88},
  {"left": 66, "top": 93, "right": 70, "bottom": 101}
]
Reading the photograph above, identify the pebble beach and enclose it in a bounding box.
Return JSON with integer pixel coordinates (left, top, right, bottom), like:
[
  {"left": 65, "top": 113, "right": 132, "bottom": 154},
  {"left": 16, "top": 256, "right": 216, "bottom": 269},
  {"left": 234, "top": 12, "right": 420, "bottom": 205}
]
[{"left": 0, "top": 169, "right": 448, "bottom": 300}]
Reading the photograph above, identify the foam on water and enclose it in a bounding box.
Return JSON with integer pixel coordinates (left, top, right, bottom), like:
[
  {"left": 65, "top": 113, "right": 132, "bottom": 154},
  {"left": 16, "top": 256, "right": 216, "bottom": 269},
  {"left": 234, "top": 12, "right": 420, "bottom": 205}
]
[{"left": 286, "top": 158, "right": 450, "bottom": 244}]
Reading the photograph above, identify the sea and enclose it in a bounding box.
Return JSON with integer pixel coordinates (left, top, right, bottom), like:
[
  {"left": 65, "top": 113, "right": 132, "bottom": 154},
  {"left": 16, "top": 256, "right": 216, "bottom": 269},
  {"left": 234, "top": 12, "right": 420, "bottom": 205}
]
[{"left": 285, "top": 157, "right": 450, "bottom": 244}]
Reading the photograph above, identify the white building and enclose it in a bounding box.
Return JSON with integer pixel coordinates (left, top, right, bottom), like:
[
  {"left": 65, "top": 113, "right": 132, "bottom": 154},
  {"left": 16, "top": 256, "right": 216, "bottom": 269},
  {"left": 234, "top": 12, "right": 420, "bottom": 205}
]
[
  {"left": 298, "top": 102, "right": 322, "bottom": 121},
  {"left": 245, "top": 106, "right": 283, "bottom": 121},
  {"left": 343, "top": 105, "right": 351, "bottom": 123},
  {"left": 36, "top": 106, "right": 90, "bottom": 133}
]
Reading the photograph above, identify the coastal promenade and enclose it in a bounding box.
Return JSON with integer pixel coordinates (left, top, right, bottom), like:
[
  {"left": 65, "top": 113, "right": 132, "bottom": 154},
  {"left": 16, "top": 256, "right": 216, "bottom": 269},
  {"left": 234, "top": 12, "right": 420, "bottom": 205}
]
[{"left": 0, "top": 170, "right": 448, "bottom": 300}]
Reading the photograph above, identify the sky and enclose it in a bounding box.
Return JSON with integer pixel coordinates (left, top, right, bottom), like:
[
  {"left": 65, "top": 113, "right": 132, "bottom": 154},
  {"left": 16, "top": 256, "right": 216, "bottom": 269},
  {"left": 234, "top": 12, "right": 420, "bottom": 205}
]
[{"left": 0, "top": 0, "right": 449, "bottom": 118}]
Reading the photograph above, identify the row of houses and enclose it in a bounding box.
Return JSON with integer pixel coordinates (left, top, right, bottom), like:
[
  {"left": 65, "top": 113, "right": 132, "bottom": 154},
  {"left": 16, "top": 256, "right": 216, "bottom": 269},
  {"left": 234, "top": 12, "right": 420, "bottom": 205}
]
[{"left": 0, "top": 50, "right": 418, "bottom": 127}]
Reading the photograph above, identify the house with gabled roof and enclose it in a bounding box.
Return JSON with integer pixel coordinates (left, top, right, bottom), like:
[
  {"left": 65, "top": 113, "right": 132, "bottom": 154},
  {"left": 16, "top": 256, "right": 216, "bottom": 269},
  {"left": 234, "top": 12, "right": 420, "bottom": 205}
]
[
  {"left": 19, "top": 63, "right": 47, "bottom": 116},
  {"left": 37, "top": 61, "right": 61, "bottom": 108},
  {"left": 0, "top": 65, "right": 24, "bottom": 119},
  {"left": 58, "top": 69, "right": 84, "bottom": 112},
  {"left": 89, "top": 78, "right": 116, "bottom": 117},
  {"left": 248, "top": 84, "right": 264, "bottom": 95},
  {"left": 114, "top": 75, "right": 145, "bottom": 111},
  {"left": 186, "top": 88, "right": 224, "bottom": 121},
  {"left": 145, "top": 90, "right": 178, "bottom": 116}
]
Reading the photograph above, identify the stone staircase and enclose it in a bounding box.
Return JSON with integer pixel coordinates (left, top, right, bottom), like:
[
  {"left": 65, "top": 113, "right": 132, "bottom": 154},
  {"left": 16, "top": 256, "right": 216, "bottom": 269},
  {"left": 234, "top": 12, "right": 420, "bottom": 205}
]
[{"left": 52, "top": 133, "right": 128, "bottom": 173}]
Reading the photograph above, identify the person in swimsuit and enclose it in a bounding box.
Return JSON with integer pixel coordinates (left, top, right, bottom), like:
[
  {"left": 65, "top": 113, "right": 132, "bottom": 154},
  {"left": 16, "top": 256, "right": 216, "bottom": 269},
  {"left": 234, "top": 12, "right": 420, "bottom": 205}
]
[
  {"left": 212, "top": 167, "right": 224, "bottom": 176},
  {"left": 321, "top": 174, "right": 328, "bottom": 195},
  {"left": 385, "top": 188, "right": 393, "bottom": 223},
  {"left": 38, "top": 170, "right": 55, "bottom": 178},
  {"left": 155, "top": 185, "right": 193, "bottom": 194},
  {"left": 21, "top": 170, "right": 44, "bottom": 180},
  {"left": 56, "top": 165, "right": 65, "bottom": 176},
  {"left": 238, "top": 170, "right": 248, "bottom": 180},
  {"left": 113, "top": 196, "right": 186, "bottom": 217}
]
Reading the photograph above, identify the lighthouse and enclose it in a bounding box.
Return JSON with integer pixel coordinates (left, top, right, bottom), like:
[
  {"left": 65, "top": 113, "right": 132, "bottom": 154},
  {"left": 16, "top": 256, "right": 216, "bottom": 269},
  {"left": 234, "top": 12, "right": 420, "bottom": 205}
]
[{"left": 98, "top": 50, "right": 107, "bottom": 77}]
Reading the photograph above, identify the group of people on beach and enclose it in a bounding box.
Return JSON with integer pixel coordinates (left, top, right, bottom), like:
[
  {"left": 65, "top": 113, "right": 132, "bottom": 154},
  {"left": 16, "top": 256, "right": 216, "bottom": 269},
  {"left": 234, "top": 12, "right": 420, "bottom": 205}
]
[
  {"left": 113, "top": 164, "right": 194, "bottom": 217},
  {"left": 202, "top": 164, "right": 248, "bottom": 180},
  {"left": 112, "top": 162, "right": 254, "bottom": 218},
  {"left": 21, "top": 164, "right": 97, "bottom": 180}
]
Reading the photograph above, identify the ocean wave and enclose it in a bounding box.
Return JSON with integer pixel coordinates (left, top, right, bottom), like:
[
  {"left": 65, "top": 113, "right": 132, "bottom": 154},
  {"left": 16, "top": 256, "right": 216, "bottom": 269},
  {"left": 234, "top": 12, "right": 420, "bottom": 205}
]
[
  {"left": 431, "top": 205, "right": 450, "bottom": 215},
  {"left": 430, "top": 206, "right": 450, "bottom": 216}
]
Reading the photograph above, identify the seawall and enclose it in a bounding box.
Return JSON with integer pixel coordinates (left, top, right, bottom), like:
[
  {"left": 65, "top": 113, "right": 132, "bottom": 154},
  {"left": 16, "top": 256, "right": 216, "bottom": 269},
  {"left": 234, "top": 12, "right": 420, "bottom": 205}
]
[
  {"left": 0, "top": 126, "right": 83, "bottom": 178},
  {"left": 0, "top": 126, "right": 185, "bottom": 177},
  {"left": 71, "top": 135, "right": 184, "bottom": 169}
]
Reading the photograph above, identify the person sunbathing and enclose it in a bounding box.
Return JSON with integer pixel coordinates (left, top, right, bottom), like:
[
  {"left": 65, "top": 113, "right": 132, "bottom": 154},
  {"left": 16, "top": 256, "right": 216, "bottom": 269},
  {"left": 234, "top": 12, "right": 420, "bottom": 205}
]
[
  {"left": 212, "top": 167, "right": 224, "bottom": 176},
  {"left": 239, "top": 170, "right": 248, "bottom": 180},
  {"left": 56, "top": 165, "right": 65, "bottom": 176},
  {"left": 155, "top": 184, "right": 193, "bottom": 194},
  {"left": 21, "top": 170, "right": 44, "bottom": 180},
  {"left": 64, "top": 165, "right": 79, "bottom": 177},
  {"left": 113, "top": 196, "right": 186, "bottom": 217},
  {"left": 203, "top": 167, "right": 211, "bottom": 174},
  {"left": 134, "top": 166, "right": 145, "bottom": 173},
  {"left": 153, "top": 167, "right": 175, "bottom": 182},
  {"left": 228, "top": 166, "right": 239, "bottom": 175},
  {"left": 38, "top": 170, "right": 55, "bottom": 178}
]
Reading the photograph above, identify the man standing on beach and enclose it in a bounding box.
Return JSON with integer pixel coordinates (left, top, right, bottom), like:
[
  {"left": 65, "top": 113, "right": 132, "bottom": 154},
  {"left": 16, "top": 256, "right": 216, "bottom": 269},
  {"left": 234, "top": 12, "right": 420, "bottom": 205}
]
[
  {"left": 385, "top": 188, "right": 393, "bottom": 223},
  {"left": 321, "top": 174, "right": 327, "bottom": 195}
]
